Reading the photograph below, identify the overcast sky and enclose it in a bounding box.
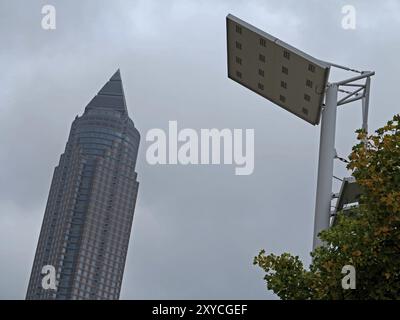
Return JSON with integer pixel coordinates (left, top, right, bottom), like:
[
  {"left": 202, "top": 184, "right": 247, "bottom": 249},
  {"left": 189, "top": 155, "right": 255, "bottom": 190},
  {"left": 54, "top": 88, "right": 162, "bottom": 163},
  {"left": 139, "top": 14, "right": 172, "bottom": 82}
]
[{"left": 0, "top": 0, "right": 399, "bottom": 299}]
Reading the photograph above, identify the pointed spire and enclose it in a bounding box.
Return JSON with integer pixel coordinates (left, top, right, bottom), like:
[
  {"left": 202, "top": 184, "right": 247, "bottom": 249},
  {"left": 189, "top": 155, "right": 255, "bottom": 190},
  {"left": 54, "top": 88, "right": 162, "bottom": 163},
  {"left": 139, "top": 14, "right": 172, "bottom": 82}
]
[
  {"left": 110, "top": 69, "right": 121, "bottom": 81},
  {"left": 85, "top": 69, "right": 127, "bottom": 114}
]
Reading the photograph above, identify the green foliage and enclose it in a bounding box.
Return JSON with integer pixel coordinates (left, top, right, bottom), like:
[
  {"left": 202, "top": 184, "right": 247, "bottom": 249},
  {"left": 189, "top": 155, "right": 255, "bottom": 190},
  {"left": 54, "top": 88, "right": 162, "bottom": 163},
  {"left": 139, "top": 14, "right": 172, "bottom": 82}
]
[{"left": 254, "top": 114, "right": 400, "bottom": 299}]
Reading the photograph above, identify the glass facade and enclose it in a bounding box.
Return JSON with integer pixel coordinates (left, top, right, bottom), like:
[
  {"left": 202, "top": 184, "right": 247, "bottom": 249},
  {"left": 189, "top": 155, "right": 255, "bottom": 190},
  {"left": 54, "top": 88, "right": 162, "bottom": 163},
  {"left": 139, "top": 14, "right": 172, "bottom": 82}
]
[{"left": 26, "top": 70, "right": 140, "bottom": 300}]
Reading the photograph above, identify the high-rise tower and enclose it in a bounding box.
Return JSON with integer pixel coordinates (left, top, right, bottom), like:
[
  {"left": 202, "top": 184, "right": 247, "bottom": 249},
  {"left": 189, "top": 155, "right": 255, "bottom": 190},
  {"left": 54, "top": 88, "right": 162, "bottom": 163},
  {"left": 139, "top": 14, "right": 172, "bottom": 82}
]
[{"left": 26, "top": 70, "right": 140, "bottom": 300}]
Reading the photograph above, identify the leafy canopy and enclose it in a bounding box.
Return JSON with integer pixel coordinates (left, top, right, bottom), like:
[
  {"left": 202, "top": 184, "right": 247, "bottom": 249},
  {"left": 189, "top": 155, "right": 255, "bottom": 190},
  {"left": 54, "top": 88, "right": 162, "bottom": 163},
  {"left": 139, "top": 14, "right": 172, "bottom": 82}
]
[{"left": 254, "top": 114, "right": 400, "bottom": 299}]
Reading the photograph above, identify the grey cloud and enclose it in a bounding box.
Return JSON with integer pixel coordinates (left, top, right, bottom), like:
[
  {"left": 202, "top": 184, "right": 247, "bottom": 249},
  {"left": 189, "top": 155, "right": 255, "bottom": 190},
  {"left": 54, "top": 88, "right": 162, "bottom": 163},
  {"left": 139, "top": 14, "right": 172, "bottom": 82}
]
[{"left": 0, "top": 0, "right": 399, "bottom": 299}]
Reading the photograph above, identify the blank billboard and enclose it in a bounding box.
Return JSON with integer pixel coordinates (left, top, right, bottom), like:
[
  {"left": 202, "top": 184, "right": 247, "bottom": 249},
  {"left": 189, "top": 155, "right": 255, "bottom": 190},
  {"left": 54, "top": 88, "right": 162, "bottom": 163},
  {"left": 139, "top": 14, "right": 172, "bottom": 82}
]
[{"left": 227, "top": 14, "right": 330, "bottom": 125}]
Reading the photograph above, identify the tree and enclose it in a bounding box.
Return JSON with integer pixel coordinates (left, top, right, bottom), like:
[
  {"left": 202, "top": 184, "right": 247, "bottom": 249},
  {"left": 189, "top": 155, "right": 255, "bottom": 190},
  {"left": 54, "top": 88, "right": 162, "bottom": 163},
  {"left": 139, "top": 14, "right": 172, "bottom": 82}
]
[{"left": 254, "top": 114, "right": 400, "bottom": 299}]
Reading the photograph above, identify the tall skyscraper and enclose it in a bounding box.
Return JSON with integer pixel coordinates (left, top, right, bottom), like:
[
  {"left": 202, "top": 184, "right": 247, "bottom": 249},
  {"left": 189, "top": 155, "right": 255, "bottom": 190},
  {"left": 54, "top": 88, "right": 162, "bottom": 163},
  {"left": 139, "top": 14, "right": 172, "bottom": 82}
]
[{"left": 26, "top": 70, "right": 140, "bottom": 300}]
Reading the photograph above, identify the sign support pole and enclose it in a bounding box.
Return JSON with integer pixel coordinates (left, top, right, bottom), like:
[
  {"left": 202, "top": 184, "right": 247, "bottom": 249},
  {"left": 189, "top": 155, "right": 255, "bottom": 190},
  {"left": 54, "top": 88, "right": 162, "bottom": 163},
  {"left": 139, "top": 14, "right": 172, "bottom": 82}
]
[{"left": 313, "top": 83, "right": 338, "bottom": 249}]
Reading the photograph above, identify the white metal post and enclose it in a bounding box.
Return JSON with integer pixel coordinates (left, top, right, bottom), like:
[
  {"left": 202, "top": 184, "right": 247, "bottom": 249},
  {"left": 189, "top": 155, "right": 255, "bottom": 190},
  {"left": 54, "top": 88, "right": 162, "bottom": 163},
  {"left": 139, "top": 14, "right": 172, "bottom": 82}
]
[
  {"left": 313, "top": 83, "right": 338, "bottom": 249},
  {"left": 362, "top": 76, "right": 371, "bottom": 133}
]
